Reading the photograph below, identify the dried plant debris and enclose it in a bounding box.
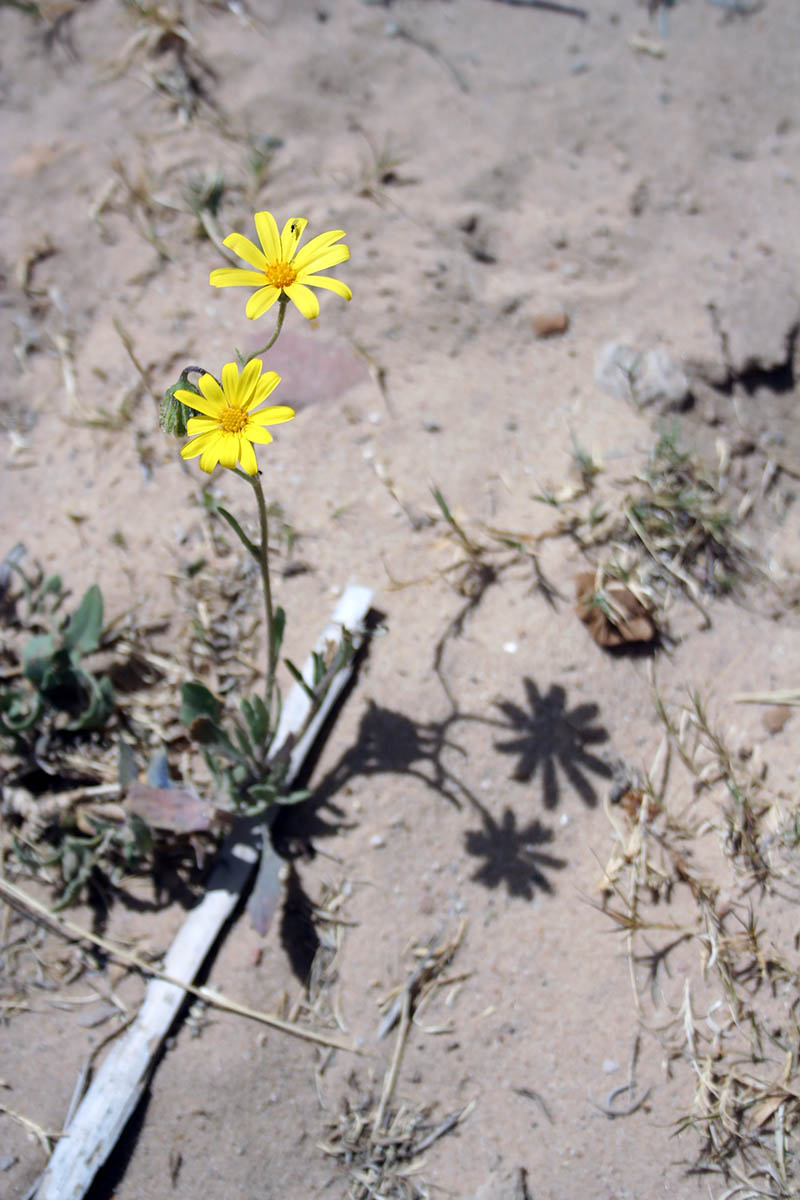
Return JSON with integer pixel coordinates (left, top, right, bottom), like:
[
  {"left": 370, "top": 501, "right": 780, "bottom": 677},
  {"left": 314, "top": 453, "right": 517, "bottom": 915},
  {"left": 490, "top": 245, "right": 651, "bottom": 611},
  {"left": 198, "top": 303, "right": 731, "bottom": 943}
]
[
  {"left": 109, "top": 0, "right": 220, "bottom": 123},
  {"left": 320, "top": 924, "right": 473, "bottom": 1199},
  {"left": 320, "top": 1085, "right": 473, "bottom": 1200},
  {"left": 554, "top": 426, "right": 756, "bottom": 637},
  {"left": 599, "top": 690, "right": 800, "bottom": 1197},
  {"left": 575, "top": 569, "right": 658, "bottom": 648}
]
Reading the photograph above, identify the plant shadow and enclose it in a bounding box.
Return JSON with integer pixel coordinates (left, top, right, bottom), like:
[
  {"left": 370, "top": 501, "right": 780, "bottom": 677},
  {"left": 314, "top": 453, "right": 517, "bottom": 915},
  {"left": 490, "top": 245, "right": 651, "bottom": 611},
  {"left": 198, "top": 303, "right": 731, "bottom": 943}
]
[
  {"left": 464, "top": 808, "right": 567, "bottom": 899},
  {"left": 490, "top": 677, "right": 613, "bottom": 809},
  {"left": 278, "top": 672, "right": 613, "bottom": 903}
]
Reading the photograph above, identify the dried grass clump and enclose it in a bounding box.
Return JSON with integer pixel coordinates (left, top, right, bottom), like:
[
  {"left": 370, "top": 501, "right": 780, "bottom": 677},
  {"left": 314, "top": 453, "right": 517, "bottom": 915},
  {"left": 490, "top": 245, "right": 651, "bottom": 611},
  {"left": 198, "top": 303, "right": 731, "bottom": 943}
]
[{"left": 599, "top": 691, "right": 800, "bottom": 1198}]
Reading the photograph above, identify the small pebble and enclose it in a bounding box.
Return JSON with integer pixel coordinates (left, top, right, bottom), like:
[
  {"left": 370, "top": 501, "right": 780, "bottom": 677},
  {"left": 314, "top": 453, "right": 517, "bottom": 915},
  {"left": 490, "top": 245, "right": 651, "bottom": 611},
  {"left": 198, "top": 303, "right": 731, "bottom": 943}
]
[
  {"left": 370, "top": 833, "right": 386, "bottom": 848},
  {"left": 532, "top": 309, "right": 569, "bottom": 338},
  {"left": 603, "top": 1058, "right": 619, "bottom": 1075},
  {"left": 763, "top": 704, "right": 792, "bottom": 735},
  {"left": 503, "top": 641, "right": 518, "bottom": 654}
]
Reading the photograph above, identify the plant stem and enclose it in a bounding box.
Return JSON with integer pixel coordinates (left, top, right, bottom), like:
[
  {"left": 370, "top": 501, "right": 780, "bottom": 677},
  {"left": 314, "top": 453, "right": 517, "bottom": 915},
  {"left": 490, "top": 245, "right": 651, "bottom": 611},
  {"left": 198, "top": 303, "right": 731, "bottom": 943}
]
[
  {"left": 250, "top": 474, "right": 276, "bottom": 716},
  {"left": 249, "top": 296, "right": 288, "bottom": 360}
]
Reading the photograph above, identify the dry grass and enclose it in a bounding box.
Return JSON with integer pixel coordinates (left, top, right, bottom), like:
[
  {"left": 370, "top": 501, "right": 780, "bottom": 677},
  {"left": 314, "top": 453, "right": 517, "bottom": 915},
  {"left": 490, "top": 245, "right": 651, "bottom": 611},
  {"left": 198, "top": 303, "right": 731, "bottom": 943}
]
[
  {"left": 318, "top": 923, "right": 473, "bottom": 1199},
  {"left": 599, "top": 687, "right": 800, "bottom": 1198}
]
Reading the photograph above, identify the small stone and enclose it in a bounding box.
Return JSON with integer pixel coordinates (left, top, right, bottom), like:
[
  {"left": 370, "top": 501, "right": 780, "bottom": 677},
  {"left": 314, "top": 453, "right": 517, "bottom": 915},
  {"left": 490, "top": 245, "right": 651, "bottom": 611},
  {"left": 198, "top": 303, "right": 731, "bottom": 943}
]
[
  {"left": 763, "top": 705, "right": 793, "bottom": 735},
  {"left": 532, "top": 309, "right": 569, "bottom": 338},
  {"left": 629, "top": 178, "right": 649, "bottom": 216},
  {"left": 594, "top": 341, "right": 690, "bottom": 411},
  {"left": 369, "top": 833, "right": 385, "bottom": 848}
]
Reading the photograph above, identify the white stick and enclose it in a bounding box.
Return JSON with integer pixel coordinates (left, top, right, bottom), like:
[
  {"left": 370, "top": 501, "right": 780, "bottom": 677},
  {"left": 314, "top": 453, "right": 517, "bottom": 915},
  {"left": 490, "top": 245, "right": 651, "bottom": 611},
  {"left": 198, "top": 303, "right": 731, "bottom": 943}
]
[{"left": 34, "top": 585, "right": 373, "bottom": 1200}]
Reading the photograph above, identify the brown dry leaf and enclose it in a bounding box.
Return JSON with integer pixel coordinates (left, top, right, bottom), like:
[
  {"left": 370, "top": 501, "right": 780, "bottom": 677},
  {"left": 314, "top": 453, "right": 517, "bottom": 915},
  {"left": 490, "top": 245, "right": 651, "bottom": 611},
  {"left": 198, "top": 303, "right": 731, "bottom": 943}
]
[
  {"left": 575, "top": 572, "right": 657, "bottom": 648},
  {"left": 751, "top": 1091, "right": 790, "bottom": 1128},
  {"left": 616, "top": 788, "right": 663, "bottom": 822}
]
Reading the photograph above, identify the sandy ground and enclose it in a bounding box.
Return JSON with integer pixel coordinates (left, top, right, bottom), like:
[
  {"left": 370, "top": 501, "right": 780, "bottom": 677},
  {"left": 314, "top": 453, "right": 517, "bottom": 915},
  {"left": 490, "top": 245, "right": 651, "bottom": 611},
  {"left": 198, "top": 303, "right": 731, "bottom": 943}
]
[{"left": 3, "top": 1, "right": 800, "bottom": 1197}]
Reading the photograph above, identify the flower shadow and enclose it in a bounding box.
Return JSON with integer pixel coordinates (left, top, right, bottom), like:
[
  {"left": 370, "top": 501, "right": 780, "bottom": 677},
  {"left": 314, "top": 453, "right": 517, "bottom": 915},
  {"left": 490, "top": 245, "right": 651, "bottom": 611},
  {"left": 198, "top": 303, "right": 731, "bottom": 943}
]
[
  {"left": 276, "top": 675, "right": 613, "bottom": 905},
  {"left": 463, "top": 808, "right": 567, "bottom": 899},
  {"left": 491, "top": 677, "right": 612, "bottom": 809}
]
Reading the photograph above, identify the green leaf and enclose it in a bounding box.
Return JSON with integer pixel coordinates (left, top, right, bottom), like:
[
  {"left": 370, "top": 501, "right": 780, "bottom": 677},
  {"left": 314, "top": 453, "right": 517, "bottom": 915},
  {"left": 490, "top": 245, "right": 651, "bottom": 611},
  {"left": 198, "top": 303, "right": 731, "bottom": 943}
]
[
  {"left": 118, "top": 740, "right": 139, "bottom": 788},
  {"left": 244, "top": 780, "right": 278, "bottom": 811},
  {"left": 64, "top": 585, "right": 104, "bottom": 656},
  {"left": 284, "top": 657, "right": 316, "bottom": 703},
  {"left": 22, "top": 634, "right": 56, "bottom": 689},
  {"left": 272, "top": 606, "right": 286, "bottom": 658},
  {"left": 181, "top": 681, "right": 223, "bottom": 726},
  {"left": 312, "top": 649, "right": 326, "bottom": 688},
  {"left": 240, "top": 696, "right": 255, "bottom": 730},
  {"left": 42, "top": 574, "right": 62, "bottom": 599},
  {"left": 0, "top": 689, "right": 42, "bottom": 733},
  {"left": 68, "top": 674, "right": 114, "bottom": 731},
  {"left": 251, "top": 694, "right": 271, "bottom": 745},
  {"left": 233, "top": 719, "right": 253, "bottom": 759},
  {"left": 431, "top": 485, "right": 453, "bottom": 525},
  {"left": 275, "top": 788, "right": 311, "bottom": 806},
  {"left": 242, "top": 694, "right": 270, "bottom": 747}
]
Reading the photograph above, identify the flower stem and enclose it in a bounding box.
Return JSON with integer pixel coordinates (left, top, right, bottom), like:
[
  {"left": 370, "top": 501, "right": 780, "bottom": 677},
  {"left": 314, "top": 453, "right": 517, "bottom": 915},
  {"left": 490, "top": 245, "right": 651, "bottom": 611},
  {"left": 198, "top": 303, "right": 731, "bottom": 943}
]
[
  {"left": 249, "top": 296, "right": 288, "bottom": 360},
  {"left": 250, "top": 473, "right": 277, "bottom": 717}
]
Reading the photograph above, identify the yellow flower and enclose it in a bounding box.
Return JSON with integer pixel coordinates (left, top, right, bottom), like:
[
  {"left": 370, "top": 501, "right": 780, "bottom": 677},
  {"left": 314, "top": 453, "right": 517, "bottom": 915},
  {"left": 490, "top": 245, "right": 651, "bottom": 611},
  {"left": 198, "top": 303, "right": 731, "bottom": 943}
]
[
  {"left": 177, "top": 359, "right": 294, "bottom": 475},
  {"left": 209, "top": 211, "right": 351, "bottom": 321}
]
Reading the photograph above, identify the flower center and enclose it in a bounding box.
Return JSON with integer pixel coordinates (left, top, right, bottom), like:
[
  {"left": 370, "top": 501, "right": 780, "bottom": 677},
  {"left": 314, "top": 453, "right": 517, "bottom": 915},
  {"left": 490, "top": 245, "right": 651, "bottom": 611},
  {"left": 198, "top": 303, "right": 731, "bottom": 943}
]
[
  {"left": 264, "top": 259, "right": 297, "bottom": 290},
  {"left": 219, "top": 406, "right": 248, "bottom": 434}
]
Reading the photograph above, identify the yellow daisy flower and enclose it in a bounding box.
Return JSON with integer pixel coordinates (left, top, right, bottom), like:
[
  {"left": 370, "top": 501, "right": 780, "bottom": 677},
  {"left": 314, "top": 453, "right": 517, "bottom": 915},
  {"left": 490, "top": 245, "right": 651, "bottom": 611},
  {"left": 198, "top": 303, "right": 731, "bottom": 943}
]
[
  {"left": 177, "top": 359, "right": 294, "bottom": 476},
  {"left": 209, "top": 211, "right": 351, "bottom": 321}
]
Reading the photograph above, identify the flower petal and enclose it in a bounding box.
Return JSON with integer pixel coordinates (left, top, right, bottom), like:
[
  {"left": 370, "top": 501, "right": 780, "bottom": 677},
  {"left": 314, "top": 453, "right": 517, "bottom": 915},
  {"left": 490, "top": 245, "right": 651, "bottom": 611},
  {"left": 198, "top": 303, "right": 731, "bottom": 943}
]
[
  {"left": 221, "top": 361, "right": 241, "bottom": 403},
  {"left": 199, "top": 439, "right": 224, "bottom": 473},
  {"left": 248, "top": 371, "right": 281, "bottom": 410},
  {"left": 280, "top": 216, "right": 308, "bottom": 261},
  {"left": 175, "top": 388, "right": 220, "bottom": 417},
  {"left": 184, "top": 373, "right": 226, "bottom": 417},
  {"left": 245, "top": 285, "right": 281, "bottom": 320},
  {"left": 292, "top": 229, "right": 346, "bottom": 271},
  {"left": 217, "top": 433, "right": 240, "bottom": 470},
  {"left": 185, "top": 415, "right": 221, "bottom": 435},
  {"left": 295, "top": 244, "right": 350, "bottom": 278},
  {"left": 301, "top": 273, "right": 352, "bottom": 301},
  {"left": 238, "top": 437, "right": 258, "bottom": 475},
  {"left": 254, "top": 211, "right": 281, "bottom": 261},
  {"left": 284, "top": 282, "right": 320, "bottom": 320},
  {"left": 239, "top": 357, "right": 264, "bottom": 407},
  {"left": 210, "top": 267, "right": 266, "bottom": 289},
  {"left": 181, "top": 430, "right": 219, "bottom": 460},
  {"left": 248, "top": 404, "right": 295, "bottom": 427},
  {"left": 244, "top": 425, "right": 274, "bottom": 445},
  {"left": 222, "top": 233, "right": 267, "bottom": 270}
]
